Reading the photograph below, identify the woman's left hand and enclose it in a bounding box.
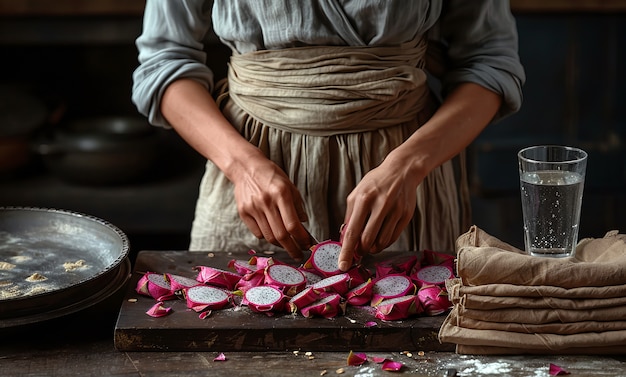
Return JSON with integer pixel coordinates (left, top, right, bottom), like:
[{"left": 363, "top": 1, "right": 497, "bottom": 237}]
[{"left": 338, "top": 152, "right": 422, "bottom": 271}]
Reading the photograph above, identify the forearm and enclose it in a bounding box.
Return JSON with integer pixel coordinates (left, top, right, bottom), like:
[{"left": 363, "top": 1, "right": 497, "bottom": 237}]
[
  {"left": 384, "top": 82, "right": 502, "bottom": 183},
  {"left": 160, "top": 78, "right": 266, "bottom": 182}
]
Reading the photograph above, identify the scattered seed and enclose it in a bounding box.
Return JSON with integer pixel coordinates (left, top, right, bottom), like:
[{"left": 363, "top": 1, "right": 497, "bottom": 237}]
[
  {"left": 293, "top": 350, "right": 300, "bottom": 356},
  {"left": 263, "top": 250, "right": 275, "bottom": 255},
  {"left": 335, "top": 368, "right": 345, "bottom": 374},
  {"left": 305, "top": 351, "right": 313, "bottom": 356},
  {"left": 308, "top": 356, "right": 315, "bottom": 360},
  {"left": 418, "top": 351, "right": 425, "bottom": 357},
  {"left": 320, "top": 370, "right": 327, "bottom": 376},
  {"left": 127, "top": 298, "right": 138, "bottom": 303},
  {"left": 207, "top": 253, "right": 215, "bottom": 258},
  {"left": 406, "top": 352, "right": 413, "bottom": 357}
]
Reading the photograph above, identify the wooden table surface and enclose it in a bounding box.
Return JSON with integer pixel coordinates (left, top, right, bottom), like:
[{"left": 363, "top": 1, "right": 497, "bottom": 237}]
[{"left": 1, "top": 250, "right": 625, "bottom": 377}]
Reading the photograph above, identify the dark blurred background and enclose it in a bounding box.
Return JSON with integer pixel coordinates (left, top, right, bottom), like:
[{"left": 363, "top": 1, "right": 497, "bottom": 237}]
[{"left": 0, "top": 0, "right": 624, "bottom": 258}]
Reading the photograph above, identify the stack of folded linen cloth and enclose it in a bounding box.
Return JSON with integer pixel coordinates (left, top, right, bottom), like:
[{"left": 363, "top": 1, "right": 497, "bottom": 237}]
[{"left": 438, "top": 225, "right": 626, "bottom": 355}]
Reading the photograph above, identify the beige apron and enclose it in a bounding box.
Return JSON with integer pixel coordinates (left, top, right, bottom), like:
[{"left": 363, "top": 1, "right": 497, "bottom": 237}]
[{"left": 190, "top": 37, "right": 470, "bottom": 254}]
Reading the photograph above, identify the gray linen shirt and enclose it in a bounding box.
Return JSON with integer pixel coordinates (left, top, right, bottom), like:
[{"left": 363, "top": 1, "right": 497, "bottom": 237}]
[{"left": 132, "top": 0, "right": 525, "bottom": 128}]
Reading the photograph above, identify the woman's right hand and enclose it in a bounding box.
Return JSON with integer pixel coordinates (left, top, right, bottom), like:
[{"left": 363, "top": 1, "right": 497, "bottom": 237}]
[
  {"left": 161, "top": 79, "right": 312, "bottom": 262},
  {"left": 231, "top": 157, "right": 312, "bottom": 261}
]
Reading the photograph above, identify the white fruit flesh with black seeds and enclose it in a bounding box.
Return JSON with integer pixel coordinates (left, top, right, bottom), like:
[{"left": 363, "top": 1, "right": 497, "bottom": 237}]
[
  {"left": 312, "top": 273, "right": 348, "bottom": 289},
  {"left": 372, "top": 275, "right": 411, "bottom": 298},
  {"left": 186, "top": 285, "right": 229, "bottom": 304},
  {"left": 301, "top": 270, "right": 323, "bottom": 286},
  {"left": 378, "top": 295, "right": 415, "bottom": 306},
  {"left": 245, "top": 285, "right": 283, "bottom": 305},
  {"left": 415, "top": 265, "right": 453, "bottom": 285},
  {"left": 267, "top": 264, "right": 305, "bottom": 285},
  {"left": 147, "top": 273, "right": 170, "bottom": 288},
  {"left": 312, "top": 242, "right": 341, "bottom": 273},
  {"left": 169, "top": 274, "right": 198, "bottom": 288}
]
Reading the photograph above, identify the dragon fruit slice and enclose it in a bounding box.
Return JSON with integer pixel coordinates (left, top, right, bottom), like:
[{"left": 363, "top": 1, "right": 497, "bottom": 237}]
[
  {"left": 243, "top": 285, "right": 287, "bottom": 315},
  {"left": 194, "top": 266, "right": 242, "bottom": 290},
  {"left": 344, "top": 264, "right": 372, "bottom": 286},
  {"left": 234, "top": 268, "right": 265, "bottom": 294},
  {"left": 345, "top": 279, "right": 374, "bottom": 306},
  {"left": 264, "top": 264, "right": 306, "bottom": 296},
  {"left": 300, "top": 293, "right": 345, "bottom": 318},
  {"left": 370, "top": 274, "right": 416, "bottom": 307},
  {"left": 165, "top": 273, "right": 200, "bottom": 294},
  {"left": 303, "top": 240, "right": 343, "bottom": 277},
  {"left": 374, "top": 295, "right": 421, "bottom": 321},
  {"left": 184, "top": 285, "right": 232, "bottom": 312},
  {"left": 412, "top": 265, "right": 454, "bottom": 288},
  {"left": 228, "top": 258, "right": 258, "bottom": 275},
  {"left": 135, "top": 272, "right": 175, "bottom": 301},
  {"left": 287, "top": 286, "right": 321, "bottom": 313},
  {"left": 300, "top": 269, "right": 324, "bottom": 286},
  {"left": 311, "top": 273, "right": 351, "bottom": 296},
  {"left": 374, "top": 254, "right": 419, "bottom": 278},
  {"left": 417, "top": 285, "right": 451, "bottom": 316}
]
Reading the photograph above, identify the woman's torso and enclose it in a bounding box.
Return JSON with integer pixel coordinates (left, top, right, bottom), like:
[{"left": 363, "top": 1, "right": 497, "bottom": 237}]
[{"left": 211, "top": 0, "right": 442, "bottom": 53}]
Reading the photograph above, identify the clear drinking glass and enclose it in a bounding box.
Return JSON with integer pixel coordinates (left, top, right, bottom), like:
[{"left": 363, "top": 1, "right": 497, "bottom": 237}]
[{"left": 518, "top": 145, "right": 588, "bottom": 258}]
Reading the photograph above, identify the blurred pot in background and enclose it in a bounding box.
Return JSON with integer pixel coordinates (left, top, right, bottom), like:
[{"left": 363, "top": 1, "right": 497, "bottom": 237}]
[
  {"left": 34, "top": 116, "right": 160, "bottom": 186},
  {"left": 0, "top": 85, "right": 48, "bottom": 176}
]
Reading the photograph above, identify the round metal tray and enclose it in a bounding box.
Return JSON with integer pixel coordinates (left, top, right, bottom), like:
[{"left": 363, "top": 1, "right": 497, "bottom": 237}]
[{"left": 0, "top": 207, "right": 130, "bottom": 322}]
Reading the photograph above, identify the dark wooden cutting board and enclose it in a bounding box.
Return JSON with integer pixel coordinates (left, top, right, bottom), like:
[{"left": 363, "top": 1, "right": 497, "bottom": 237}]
[{"left": 114, "top": 250, "right": 451, "bottom": 352}]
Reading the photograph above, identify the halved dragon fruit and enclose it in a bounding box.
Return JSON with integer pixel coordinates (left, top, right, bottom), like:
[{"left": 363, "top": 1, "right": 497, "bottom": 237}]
[
  {"left": 135, "top": 272, "right": 175, "bottom": 301},
  {"left": 227, "top": 258, "right": 258, "bottom": 275},
  {"left": 303, "top": 240, "right": 343, "bottom": 277},
  {"left": 165, "top": 273, "right": 201, "bottom": 297},
  {"left": 417, "top": 285, "right": 451, "bottom": 316},
  {"left": 300, "top": 269, "right": 324, "bottom": 286},
  {"left": 311, "top": 273, "right": 351, "bottom": 296},
  {"left": 374, "top": 295, "right": 421, "bottom": 321},
  {"left": 411, "top": 265, "right": 454, "bottom": 288},
  {"left": 194, "top": 266, "right": 242, "bottom": 290},
  {"left": 287, "top": 286, "right": 321, "bottom": 313},
  {"left": 345, "top": 279, "right": 374, "bottom": 306},
  {"left": 300, "top": 293, "right": 345, "bottom": 319},
  {"left": 243, "top": 285, "right": 287, "bottom": 315},
  {"left": 374, "top": 254, "right": 419, "bottom": 278},
  {"left": 370, "top": 274, "right": 416, "bottom": 307},
  {"left": 264, "top": 264, "right": 306, "bottom": 296},
  {"left": 184, "top": 285, "right": 232, "bottom": 312}
]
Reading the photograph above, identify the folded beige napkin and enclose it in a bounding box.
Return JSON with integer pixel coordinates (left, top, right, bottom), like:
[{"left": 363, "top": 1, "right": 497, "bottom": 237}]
[
  {"left": 440, "top": 309, "right": 626, "bottom": 354},
  {"left": 454, "top": 315, "right": 626, "bottom": 335},
  {"left": 456, "top": 226, "right": 626, "bottom": 288},
  {"left": 438, "top": 226, "right": 626, "bottom": 355},
  {"left": 450, "top": 279, "right": 626, "bottom": 300}
]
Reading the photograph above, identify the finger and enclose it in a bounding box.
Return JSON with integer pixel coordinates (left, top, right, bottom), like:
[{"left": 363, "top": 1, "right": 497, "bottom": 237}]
[
  {"left": 371, "top": 209, "right": 403, "bottom": 253},
  {"left": 338, "top": 219, "right": 364, "bottom": 271},
  {"left": 241, "top": 214, "right": 264, "bottom": 240},
  {"left": 276, "top": 190, "right": 311, "bottom": 250},
  {"left": 266, "top": 207, "right": 304, "bottom": 262}
]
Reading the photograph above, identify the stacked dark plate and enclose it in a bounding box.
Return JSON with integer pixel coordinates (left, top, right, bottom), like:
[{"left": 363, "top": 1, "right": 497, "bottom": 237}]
[{"left": 0, "top": 207, "right": 131, "bottom": 328}]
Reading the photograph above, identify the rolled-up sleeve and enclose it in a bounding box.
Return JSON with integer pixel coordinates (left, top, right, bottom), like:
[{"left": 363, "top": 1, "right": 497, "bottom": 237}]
[
  {"left": 439, "top": 0, "right": 525, "bottom": 121},
  {"left": 132, "top": 0, "right": 215, "bottom": 128}
]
